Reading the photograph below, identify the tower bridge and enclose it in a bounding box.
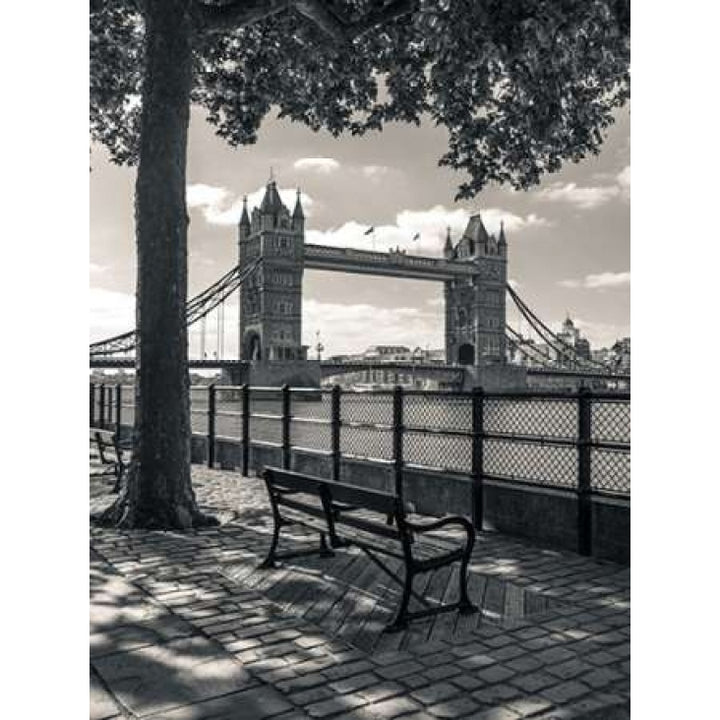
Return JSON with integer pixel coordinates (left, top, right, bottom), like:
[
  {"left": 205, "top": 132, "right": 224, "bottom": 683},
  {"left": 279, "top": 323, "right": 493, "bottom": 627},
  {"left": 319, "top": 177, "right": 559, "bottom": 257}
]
[
  {"left": 90, "top": 179, "right": 629, "bottom": 391},
  {"left": 237, "top": 180, "right": 507, "bottom": 373}
]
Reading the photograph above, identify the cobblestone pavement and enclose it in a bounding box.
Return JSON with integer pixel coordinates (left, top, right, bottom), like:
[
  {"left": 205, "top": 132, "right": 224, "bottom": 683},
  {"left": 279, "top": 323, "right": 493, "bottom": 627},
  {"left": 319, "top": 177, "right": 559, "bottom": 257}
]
[{"left": 90, "top": 466, "right": 630, "bottom": 720}]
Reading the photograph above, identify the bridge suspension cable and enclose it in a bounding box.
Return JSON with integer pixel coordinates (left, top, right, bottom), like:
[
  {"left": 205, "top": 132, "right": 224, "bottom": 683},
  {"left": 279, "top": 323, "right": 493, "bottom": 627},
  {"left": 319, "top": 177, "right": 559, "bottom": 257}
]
[
  {"left": 505, "top": 284, "right": 613, "bottom": 373},
  {"left": 505, "top": 324, "right": 557, "bottom": 369},
  {"left": 89, "top": 258, "right": 261, "bottom": 357}
]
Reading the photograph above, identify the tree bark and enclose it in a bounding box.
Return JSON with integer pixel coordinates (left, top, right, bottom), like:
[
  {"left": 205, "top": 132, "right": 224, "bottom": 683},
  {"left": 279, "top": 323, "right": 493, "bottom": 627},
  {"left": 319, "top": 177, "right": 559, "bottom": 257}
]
[{"left": 100, "top": 0, "right": 215, "bottom": 529}]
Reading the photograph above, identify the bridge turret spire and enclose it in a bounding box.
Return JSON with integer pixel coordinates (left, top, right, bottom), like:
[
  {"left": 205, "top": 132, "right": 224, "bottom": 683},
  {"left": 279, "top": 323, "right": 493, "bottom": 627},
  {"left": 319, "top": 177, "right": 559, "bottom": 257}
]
[
  {"left": 239, "top": 195, "right": 250, "bottom": 234},
  {"left": 292, "top": 188, "right": 305, "bottom": 232},
  {"left": 443, "top": 226, "right": 454, "bottom": 259}
]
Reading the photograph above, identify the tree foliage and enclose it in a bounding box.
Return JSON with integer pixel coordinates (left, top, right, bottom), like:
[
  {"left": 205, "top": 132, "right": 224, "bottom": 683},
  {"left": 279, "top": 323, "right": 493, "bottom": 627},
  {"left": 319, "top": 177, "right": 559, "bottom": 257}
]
[{"left": 91, "top": 0, "right": 630, "bottom": 199}]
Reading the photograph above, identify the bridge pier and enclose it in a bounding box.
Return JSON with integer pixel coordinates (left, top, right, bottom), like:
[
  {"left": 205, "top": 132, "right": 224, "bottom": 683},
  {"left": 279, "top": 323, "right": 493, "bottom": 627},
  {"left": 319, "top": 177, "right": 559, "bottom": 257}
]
[
  {"left": 461, "top": 364, "right": 528, "bottom": 392},
  {"left": 222, "top": 360, "right": 321, "bottom": 388}
]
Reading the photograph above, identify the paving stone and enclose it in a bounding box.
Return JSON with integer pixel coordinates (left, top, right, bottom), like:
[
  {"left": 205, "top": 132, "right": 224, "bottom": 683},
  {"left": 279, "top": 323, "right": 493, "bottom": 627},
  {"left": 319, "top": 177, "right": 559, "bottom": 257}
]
[
  {"left": 411, "top": 682, "right": 462, "bottom": 705},
  {"left": 505, "top": 655, "right": 543, "bottom": 674},
  {"left": 471, "top": 684, "right": 522, "bottom": 705},
  {"left": 535, "top": 647, "right": 575, "bottom": 665},
  {"left": 422, "top": 664, "right": 463, "bottom": 682},
  {"left": 546, "top": 659, "right": 593, "bottom": 680},
  {"left": 371, "top": 651, "right": 415, "bottom": 666},
  {"left": 491, "top": 645, "right": 527, "bottom": 662},
  {"left": 509, "top": 672, "right": 557, "bottom": 694},
  {"left": 365, "top": 695, "right": 422, "bottom": 718},
  {"left": 288, "top": 686, "right": 336, "bottom": 706},
  {"left": 458, "top": 654, "right": 497, "bottom": 670},
  {"left": 505, "top": 696, "right": 554, "bottom": 717},
  {"left": 326, "top": 660, "right": 377, "bottom": 682},
  {"left": 307, "top": 695, "right": 367, "bottom": 718},
  {"left": 92, "top": 636, "right": 257, "bottom": 717},
  {"left": 359, "top": 681, "right": 405, "bottom": 704},
  {"left": 463, "top": 707, "right": 520, "bottom": 720},
  {"left": 142, "top": 685, "right": 293, "bottom": 719},
  {"left": 451, "top": 674, "right": 485, "bottom": 692},
  {"left": 90, "top": 668, "right": 123, "bottom": 720},
  {"left": 401, "top": 674, "right": 434, "bottom": 690},
  {"left": 476, "top": 665, "right": 516, "bottom": 684},
  {"left": 425, "top": 696, "right": 480, "bottom": 718},
  {"left": 377, "top": 661, "right": 426, "bottom": 680},
  {"left": 330, "top": 672, "right": 381, "bottom": 695},
  {"left": 540, "top": 680, "right": 590, "bottom": 704}
]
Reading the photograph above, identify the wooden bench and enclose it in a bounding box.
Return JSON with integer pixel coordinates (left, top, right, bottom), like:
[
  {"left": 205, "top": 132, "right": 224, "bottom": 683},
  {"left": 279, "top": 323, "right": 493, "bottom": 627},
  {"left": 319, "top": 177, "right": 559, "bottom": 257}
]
[
  {"left": 90, "top": 428, "right": 131, "bottom": 493},
  {"left": 260, "top": 466, "right": 478, "bottom": 632}
]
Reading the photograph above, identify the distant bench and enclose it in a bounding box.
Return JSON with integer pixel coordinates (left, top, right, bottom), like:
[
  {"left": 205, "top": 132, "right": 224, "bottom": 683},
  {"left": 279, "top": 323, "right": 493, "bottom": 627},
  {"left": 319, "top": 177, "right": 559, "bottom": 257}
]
[
  {"left": 260, "top": 466, "right": 478, "bottom": 632},
  {"left": 90, "top": 428, "right": 131, "bottom": 492}
]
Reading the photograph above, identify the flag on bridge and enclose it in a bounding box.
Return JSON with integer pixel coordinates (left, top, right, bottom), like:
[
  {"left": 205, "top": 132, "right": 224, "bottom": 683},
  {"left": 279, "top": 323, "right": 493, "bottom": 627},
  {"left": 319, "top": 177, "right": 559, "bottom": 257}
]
[{"left": 364, "top": 226, "right": 375, "bottom": 236}]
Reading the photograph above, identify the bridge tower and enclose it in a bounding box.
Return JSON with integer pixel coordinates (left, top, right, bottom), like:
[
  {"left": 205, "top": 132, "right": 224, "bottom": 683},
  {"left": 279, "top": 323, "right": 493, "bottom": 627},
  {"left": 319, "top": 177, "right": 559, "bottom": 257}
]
[
  {"left": 238, "top": 181, "right": 307, "bottom": 362},
  {"left": 443, "top": 217, "right": 507, "bottom": 366}
]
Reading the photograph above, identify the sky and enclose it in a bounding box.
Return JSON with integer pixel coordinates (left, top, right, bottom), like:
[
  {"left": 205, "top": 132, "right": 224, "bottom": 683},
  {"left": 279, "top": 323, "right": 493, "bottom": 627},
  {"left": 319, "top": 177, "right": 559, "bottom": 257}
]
[{"left": 90, "top": 106, "right": 630, "bottom": 358}]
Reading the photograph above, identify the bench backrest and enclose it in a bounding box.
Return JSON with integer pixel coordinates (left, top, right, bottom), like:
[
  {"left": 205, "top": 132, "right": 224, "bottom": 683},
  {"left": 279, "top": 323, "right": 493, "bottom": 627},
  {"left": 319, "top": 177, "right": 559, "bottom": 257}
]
[
  {"left": 91, "top": 427, "right": 120, "bottom": 464},
  {"left": 263, "top": 467, "right": 401, "bottom": 517}
]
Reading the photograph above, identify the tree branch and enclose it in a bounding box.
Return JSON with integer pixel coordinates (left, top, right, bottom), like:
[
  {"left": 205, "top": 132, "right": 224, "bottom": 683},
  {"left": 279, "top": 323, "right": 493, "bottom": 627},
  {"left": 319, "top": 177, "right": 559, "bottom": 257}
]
[
  {"left": 192, "top": 0, "right": 418, "bottom": 41},
  {"left": 350, "top": 0, "right": 418, "bottom": 38},
  {"left": 193, "top": 0, "right": 291, "bottom": 32},
  {"left": 294, "top": 0, "right": 349, "bottom": 43}
]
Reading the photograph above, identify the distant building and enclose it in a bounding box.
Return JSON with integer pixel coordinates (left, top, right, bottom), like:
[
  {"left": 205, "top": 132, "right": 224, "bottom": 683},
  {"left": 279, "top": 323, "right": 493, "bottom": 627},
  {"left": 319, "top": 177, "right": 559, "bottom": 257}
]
[
  {"left": 555, "top": 315, "right": 592, "bottom": 368},
  {"left": 324, "top": 345, "right": 448, "bottom": 389},
  {"left": 611, "top": 337, "right": 631, "bottom": 372}
]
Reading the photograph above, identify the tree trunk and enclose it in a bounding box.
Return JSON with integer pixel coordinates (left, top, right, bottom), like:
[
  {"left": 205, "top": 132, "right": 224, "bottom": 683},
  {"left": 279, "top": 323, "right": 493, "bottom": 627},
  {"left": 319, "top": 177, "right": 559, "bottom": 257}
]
[{"left": 100, "top": 0, "right": 215, "bottom": 529}]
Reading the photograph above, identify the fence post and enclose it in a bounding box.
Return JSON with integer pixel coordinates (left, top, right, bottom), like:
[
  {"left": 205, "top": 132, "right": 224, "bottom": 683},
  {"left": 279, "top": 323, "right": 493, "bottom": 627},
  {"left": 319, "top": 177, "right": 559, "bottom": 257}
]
[
  {"left": 99, "top": 383, "right": 106, "bottom": 428},
  {"left": 331, "top": 385, "right": 341, "bottom": 482},
  {"left": 207, "top": 384, "right": 216, "bottom": 469},
  {"left": 90, "top": 383, "right": 96, "bottom": 426},
  {"left": 115, "top": 384, "right": 122, "bottom": 436},
  {"left": 392, "top": 385, "right": 404, "bottom": 500},
  {"left": 281, "top": 384, "right": 291, "bottom": 470},
  {"left": 577, "top": 386, "right": 593, "bottom": 556},
  {"left": 241, "top": 384, "right": 250, "bottom": 476},
  {"left": 471, "top": 386, "right": 485, "bottom": 530}
]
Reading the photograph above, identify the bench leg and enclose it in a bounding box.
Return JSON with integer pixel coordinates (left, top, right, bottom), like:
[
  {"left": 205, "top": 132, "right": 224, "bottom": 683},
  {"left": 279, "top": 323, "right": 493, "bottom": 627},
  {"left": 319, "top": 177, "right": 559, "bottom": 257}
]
[
  {"left": 385, "top": 568, "right": 414, "bottom": 633},
  {"left": 458, "top": 537, "right": 478, "bottom": 615},
  {"left": 318, "top": 532, "right": 335, "bottom": 558},
  {"left": 259, "top": 526, "right": 280, "bottom": 569}
]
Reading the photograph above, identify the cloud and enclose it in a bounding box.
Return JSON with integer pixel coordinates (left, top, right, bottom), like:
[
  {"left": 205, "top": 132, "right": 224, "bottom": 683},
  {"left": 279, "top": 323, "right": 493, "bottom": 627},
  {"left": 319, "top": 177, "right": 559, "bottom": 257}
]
[
  {"left": 361, "top": 165, "right": 391, "bottom": 179},
  {"left": 89, "top": 287, "right": 135, "bottom": 342},
  {"left": 616, "top": 165, "right": 630, "bottom": 200},
  {"left": 293, "top": 157, "right": 340, "bottom": 174},
  {"left": 302, "top": 299, "right": 442, "bottom": 354},
  {"left": 307, "top": 205, "right": 548, "bottom": 257},
  {"left": 537, "top": 165, "right": 631, "bottom": 209},
  {"left": 537, "top": 182, "right": 619, "bottom": 209},
  {"left": 186, "top": 183, "right": 314, "bottom": 226},
  {"left": 558, "top": 271, "right": 630, "bottom": 289}
]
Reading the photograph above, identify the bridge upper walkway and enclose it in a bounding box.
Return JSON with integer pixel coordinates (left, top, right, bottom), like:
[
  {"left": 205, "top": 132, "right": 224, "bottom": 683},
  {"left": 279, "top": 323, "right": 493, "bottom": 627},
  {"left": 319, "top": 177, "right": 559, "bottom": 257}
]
[{"left": 304, "top": 243, "right": 476, "bottom": 281}]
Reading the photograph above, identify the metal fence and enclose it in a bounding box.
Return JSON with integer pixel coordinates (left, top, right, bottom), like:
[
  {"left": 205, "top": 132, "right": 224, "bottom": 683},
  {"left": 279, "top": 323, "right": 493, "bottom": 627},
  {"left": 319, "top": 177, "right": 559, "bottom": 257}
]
[{"left": 90, "top": 382, "right": 630, "bottom": 552}]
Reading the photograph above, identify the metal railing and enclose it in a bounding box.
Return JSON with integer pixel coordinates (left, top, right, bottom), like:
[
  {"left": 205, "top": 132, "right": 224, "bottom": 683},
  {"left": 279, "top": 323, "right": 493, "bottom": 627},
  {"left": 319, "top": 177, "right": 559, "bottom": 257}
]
[{"left": 90, "top": 382, "right": 630, "bottom": 555}]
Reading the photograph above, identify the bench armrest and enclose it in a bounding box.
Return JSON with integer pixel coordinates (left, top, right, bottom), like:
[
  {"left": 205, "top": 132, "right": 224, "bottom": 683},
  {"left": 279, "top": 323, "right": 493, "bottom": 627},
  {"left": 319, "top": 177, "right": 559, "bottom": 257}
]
[{"left": 404, "top": 515, "right": 475, "bottom": 544}]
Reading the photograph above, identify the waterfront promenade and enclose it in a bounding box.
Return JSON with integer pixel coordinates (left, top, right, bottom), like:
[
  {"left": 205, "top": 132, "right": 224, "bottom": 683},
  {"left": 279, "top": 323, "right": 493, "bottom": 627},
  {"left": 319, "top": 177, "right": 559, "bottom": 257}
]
[{"left": 90, "top": 466, "right": 629, "bottom": 720}]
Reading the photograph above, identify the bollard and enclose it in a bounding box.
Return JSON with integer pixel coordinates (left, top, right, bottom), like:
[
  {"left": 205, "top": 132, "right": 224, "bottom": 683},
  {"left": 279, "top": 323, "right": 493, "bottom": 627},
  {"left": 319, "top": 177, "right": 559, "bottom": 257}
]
[
  {"left": 115, "top": 384, "right": 122, "bottom": 436},
  {"left": 281, "top": 384, "right": 291, "bottom": 470},
  {"left": 392, "top": 385, "right": 404, "bottom": 501},
  {"left": 471, "top": 386, "right": 485, "bottom": 531},
  {"left": 207, "top": 384, "right": 216, "bottom": 468},
  {"left": 90, "top": 383, "right": 96, "bottom": 426},
  {"left": 241, "top": 384, "right": 250, "bottom": 476},
  {"left": 577, "top": 386, "right": 593, "bottom": 556},
  {"left": 331, "top": 385, "right": 341, "bottom": 482},
  {"left": 99, "top": 384, "right": 106, "bottom": 429}
]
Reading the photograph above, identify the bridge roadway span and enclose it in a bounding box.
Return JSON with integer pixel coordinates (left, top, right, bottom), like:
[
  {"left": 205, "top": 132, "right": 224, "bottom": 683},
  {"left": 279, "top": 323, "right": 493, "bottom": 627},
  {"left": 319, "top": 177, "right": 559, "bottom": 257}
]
[
  {"left": 88, "top": 357, "right": 628, "bottom": 385},
  {"left": 303, "top": 243, "right": 476, "bottom": 281}
]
